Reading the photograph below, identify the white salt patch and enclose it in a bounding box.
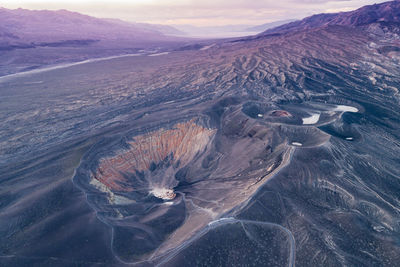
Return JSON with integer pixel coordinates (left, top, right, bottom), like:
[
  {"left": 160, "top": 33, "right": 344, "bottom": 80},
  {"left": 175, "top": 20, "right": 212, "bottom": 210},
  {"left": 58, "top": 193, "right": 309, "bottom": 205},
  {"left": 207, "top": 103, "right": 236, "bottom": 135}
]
[
  {"left": 302, "top": 113, "right": 320, "bottom": 124},
  {"left": 291, "top": 142, "right": 303, "bottom": 147},
  {"left": 257, "top": 114, "right": 263, "bottom": 118},
  {"left": 148, "top": 52, "right": 170, "bottom": 57},
  {"left": 200, "top": 44, "right": 216, "bottom": 50},
  {"left": 334, "top": 105, "right": 358, "bottom": 113},
  {"left": 151, "top": 188, "right": 176, "bottom": 200}
]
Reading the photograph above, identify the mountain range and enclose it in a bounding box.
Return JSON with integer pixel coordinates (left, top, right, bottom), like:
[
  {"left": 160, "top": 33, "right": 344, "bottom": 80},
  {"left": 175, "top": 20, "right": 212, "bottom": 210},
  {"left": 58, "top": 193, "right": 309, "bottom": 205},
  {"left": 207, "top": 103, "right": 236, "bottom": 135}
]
[
  {"left": 0, "top": 7, "right": 184, "bottom": 45},
  {"left": 0, "top": 7, "right": 192, "bottom": 76},
  {"left": 261, "top": 0, "right": 400, "bottom": 35}
]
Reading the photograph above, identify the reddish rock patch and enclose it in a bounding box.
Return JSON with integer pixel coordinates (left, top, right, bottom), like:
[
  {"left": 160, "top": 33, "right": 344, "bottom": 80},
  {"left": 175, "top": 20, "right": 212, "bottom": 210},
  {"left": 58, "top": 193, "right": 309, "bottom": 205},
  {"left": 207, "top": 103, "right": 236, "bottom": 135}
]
[
  {"left": 270, "top": 110, "right": 292, "bottom": 117},
  {"left": 92, "top": 119, "right": 215, "bottom": 191}
]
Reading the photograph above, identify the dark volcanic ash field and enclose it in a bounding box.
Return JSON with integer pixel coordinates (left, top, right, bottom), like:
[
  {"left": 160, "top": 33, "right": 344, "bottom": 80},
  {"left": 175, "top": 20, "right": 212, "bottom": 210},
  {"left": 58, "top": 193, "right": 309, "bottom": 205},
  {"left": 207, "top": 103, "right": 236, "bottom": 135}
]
[{"left": 1, "top": 2, "right": 400, "bottom": 266}]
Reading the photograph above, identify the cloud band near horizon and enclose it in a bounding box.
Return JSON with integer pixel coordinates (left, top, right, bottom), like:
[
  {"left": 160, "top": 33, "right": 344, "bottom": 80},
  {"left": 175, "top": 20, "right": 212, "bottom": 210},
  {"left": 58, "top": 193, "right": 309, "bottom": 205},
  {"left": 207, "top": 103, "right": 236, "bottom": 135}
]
[{"left": 1, "top": 0, "right": 389, "bottom": 26}]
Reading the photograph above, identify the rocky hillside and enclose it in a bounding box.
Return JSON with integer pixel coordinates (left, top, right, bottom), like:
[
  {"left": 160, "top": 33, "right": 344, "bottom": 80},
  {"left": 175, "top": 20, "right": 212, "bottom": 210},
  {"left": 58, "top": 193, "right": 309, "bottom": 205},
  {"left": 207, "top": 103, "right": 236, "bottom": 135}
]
[{"left": 261, "top": 0, "right": 400, "bottom": 35}]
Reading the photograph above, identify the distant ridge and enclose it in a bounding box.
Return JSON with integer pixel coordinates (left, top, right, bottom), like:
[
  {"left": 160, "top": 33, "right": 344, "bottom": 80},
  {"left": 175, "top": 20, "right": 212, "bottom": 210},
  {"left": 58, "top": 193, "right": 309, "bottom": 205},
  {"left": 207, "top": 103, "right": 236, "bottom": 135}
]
[
  {"left": 245, "top": 19, "right": 297, "bottom": 32},
  {"left": 0, "top": 7, "right": 189, "bottom": 76},
  {"left": 260, "top": 0, "right": 400, "bottom": 35},
  {"left": 0, "top": 7, "right": 184, "bottom": 47},
  {"left": 172, "top": 20, "right": 296, "bottom": 38}
]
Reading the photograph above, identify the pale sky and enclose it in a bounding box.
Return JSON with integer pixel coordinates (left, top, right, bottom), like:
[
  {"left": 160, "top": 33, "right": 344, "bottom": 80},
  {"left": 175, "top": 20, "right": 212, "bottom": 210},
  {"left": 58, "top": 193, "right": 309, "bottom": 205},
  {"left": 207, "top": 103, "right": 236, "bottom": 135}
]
[{"left": 0, "top": 0, "right": 389, "bottom": 26}]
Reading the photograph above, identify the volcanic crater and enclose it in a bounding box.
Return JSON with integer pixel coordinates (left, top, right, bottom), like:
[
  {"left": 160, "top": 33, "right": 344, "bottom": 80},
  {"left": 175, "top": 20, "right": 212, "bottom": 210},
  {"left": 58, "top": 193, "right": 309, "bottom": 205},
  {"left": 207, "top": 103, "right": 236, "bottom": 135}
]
[{"left": 72, "top": 98, "right": 362, "bottom": 262}]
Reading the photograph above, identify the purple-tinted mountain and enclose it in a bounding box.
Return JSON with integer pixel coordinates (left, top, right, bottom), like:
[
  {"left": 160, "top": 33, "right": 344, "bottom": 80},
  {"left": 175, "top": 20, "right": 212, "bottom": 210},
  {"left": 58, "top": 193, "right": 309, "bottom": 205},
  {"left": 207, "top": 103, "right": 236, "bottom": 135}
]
[
  {"left": 104, "top": 18, "right": 185, "bottom": 36},
  {"left": 0, "top": 7, "right": 182, "bottom": 45},
  {"left": 245, "top": 19, "right": 296, "bottom": 32},
  {"left": 0, "top": 7, "right": 192, "bottom": 76},
  {"left": 173, "top": 20, "right": 297, "bottom": 38},
  {"left": 261, "top": 0, "right": 400, "bottom": 35}
]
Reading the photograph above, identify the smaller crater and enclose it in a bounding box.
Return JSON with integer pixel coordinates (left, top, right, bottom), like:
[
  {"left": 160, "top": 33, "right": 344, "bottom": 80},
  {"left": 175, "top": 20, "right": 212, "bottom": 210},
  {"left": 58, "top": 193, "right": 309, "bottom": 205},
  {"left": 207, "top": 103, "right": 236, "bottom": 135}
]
[
  {"left": 278, "top": 125, "right": 331, "bottom": 148},
  {"left": 270, "top": 110, "right": 292, "bottom": 117}
]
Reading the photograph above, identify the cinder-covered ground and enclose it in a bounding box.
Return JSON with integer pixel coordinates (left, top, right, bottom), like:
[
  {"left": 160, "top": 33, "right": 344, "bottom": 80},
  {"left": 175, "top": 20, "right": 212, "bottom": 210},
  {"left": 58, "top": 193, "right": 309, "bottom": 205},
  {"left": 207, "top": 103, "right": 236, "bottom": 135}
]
[{"left": 1, "top": 2, "right": 400, "bottom": 266}]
